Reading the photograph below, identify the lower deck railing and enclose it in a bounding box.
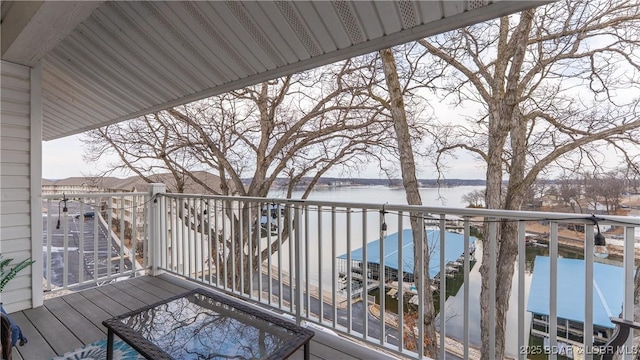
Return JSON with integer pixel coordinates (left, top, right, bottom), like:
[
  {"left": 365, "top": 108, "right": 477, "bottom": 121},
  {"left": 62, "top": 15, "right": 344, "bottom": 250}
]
[{"left": 42, "top": 192, "right": 150, "bottom": 293}]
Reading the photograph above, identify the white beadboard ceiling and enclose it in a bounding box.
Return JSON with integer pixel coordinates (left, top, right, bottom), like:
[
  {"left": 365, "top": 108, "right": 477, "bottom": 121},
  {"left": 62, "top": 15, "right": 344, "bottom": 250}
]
[{"left": 1, "top": 1, "right": 547, "bottom": 141}]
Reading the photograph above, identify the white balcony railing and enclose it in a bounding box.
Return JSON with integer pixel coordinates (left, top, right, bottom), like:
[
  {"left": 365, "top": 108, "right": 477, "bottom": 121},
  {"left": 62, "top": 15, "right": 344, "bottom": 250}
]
[
  {"left": 42, "top": 192, "right": 150, "bottom": 292},
  {"left": 151, "top": 192, "right": 639, "bottom": 360},
  {"left": 42, "top": 188, "right": 640, "bottom": 359}
]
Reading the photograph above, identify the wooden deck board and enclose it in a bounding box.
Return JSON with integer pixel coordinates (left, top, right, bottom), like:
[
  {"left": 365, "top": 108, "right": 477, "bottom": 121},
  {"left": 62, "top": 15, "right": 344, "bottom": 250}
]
[
  {"left": 21, "top": 305, "right": 83, "bottom": 355},
  {"left": 79, "top": 287, "right": 133, "bottom": 315},
  {"left": 95, "top": 283, "right": 147, "bottom": 310},
  {"left": 44, "top": 296, "right": 105, "bottom": 344},
  {"left": 59, "top": 292, "right": 113, "bottom": 332},
  {"left": 9, "top": 311, "right": 56, "bottom": 360},
  {"left": 11, "top": 275, "right": 397, "bottom": 360},
  {"left": 12, "top": 348, "right": 23, "bottom": 360},
  {"left": 109, "top": 278, "right": 164, "bottom": 304},
  {"left": 128, "top": 275, "right": 184, "bottom": 299},
  {"left": 137, "top": 273, "right": 195, "bottom": 294}
]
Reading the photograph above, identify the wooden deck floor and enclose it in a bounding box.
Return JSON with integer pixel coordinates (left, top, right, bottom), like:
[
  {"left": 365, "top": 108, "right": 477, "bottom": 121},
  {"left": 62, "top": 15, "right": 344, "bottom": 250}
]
[{"left": 11, "top": 274, "right": 397, "bottom": 360}]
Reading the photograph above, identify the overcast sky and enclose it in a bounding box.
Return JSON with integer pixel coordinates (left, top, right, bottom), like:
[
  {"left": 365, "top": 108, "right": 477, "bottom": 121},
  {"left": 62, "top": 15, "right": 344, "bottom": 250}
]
[{"left": 41, "top": 133, "right": 488, "bottom": 180}]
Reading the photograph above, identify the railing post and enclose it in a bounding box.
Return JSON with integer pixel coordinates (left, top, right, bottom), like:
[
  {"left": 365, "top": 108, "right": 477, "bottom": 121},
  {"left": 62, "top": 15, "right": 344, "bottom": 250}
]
[
  {"left": 488, "top": 219, "right": 497, "bottom": 360},
  {"left": 517, "top": 221, "right": 526, "bottom": 360},
  {"left": 294, "top": 203, "right": 303, "bottom": 325},
  {"left": 623, "top": 226, "right": 635, "bottom": 359},
  {"left": 549, "top": 222, "right": 558, "bottom": 360},
  {"left": 148, "top": 183, "right": 166, "bottom": 276},
  {"left": 584, "top": 225, "right": 594, "bottom": 360},
  {"left": 63, "top": 206, "right": 69, "bottom": 289}
]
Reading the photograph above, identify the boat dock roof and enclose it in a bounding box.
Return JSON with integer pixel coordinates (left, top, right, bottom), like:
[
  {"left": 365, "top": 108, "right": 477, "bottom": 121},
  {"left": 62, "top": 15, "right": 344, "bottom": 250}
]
[
  {"left": 337, "top": 229, "right": 476, "bottom": 278},
  {"left": 527, "top": 256, "right": 626, "bottom": 329}
]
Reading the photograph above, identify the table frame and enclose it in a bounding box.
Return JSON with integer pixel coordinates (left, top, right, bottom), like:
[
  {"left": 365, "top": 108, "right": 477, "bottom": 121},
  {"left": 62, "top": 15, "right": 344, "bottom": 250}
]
[{"left": 103, "top": 288, "right": 314, "bottom": 360}]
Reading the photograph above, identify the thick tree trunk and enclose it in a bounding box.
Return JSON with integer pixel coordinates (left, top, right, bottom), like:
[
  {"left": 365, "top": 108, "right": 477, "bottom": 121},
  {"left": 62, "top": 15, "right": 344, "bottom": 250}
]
[
  {"left": 379, "top": 48, "right": 438, "bottom": 358},
  {"left": 480, "top": 112, "right": 530, "bottom": 359},
  {"left": 480, "top": 106, "right": 507, "bottom": 358},
  {"left": 479, "top": 10, "right": 534, "bottom": 358}
]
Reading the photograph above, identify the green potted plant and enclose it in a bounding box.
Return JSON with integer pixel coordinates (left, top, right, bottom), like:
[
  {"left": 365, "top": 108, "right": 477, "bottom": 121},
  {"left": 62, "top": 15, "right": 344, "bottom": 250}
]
[
  {"left": 0, "top": 255, "right": 34, "bottom": 292},
  {"left": 0, "top": 255, "right": 34, "bottom": 350}
]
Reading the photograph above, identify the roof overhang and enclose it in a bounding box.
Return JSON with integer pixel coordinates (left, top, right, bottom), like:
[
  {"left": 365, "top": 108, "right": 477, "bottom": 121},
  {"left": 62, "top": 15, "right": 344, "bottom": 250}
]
[{"left": 1, "top": 1, "right": 550, "bottom": 141}]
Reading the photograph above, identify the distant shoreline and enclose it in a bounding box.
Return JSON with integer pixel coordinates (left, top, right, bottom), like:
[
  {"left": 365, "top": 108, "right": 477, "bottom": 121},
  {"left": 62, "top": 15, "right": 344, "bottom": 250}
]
[{"left": 267, "top": 178, "right": 487, "bottom": 188}]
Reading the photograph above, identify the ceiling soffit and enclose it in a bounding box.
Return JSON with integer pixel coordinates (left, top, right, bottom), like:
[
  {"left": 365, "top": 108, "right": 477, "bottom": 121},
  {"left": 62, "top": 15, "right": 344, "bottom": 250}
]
[{"left": 21, "top": 1, "right": 547, "bottom": 140}]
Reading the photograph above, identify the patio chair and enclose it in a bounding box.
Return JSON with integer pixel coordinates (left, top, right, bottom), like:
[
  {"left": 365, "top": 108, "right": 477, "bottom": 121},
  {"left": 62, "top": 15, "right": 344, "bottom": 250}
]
[
  {"left": 602, "top": 317, "right": 640, "bottom": 360},
  {"left": 0, "top": 305, "right": 27, "bottom": 348},
  {"left": 1, "top": 312, "right": 12, "bottom": 360}
]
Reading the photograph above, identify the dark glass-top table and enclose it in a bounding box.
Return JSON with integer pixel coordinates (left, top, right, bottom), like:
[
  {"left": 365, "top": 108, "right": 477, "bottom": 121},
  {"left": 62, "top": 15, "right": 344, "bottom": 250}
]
[{"left": 102, "top": 288, "right": 314, "bottom": 360}]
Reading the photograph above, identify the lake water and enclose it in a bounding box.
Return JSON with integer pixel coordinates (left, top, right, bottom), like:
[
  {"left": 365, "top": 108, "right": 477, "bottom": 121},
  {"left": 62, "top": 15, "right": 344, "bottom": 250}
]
[
  {"left": 269, "top": 185, "right": 481, "bottom": 208},
  {"left": 265, "top": 185, "right": 484, "bottom": 287},
  {"left": 265, "top": 186, "right": 503, "bottom": 350},
  {"left": 264, "top": 185, "right": 615, "bottom": 357}
]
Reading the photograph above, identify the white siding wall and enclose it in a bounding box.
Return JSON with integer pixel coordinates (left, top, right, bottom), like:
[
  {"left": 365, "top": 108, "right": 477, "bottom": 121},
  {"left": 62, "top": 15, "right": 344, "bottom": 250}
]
[{"left": 1, "top": 61, "right": 34, "bottom": 312}]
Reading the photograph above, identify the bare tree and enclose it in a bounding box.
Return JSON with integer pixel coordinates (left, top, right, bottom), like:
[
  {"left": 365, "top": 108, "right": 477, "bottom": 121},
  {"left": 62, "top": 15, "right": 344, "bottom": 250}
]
[
  {"left": 462, "top": 189, "right": 487, "bottom": 208},
  {"left": 558, "top": 176, "right": 583, "bottom": 213},
  {"left": 415, "top": 0, "right": 640, "bottom": 357},
  {"left": 599, "top": 173, "right": 626, "bottom": 214},
  {"left": 83, "top": 59, "right": 399, "bottom": 293},
  {"left": 619, "top": 161, "right": 640, "bottom": 194},
  {"left": 379, "top": 47, "right": 438, "bottom": 358},
  {"left": 581, "top": 170, "right": 627, "bottom": 214},
  {"left": 83, "top": 113, "right": 200, "bottom": 193},
  {"left": 532, "top": 179, "right": 550, "bottom": 202}
]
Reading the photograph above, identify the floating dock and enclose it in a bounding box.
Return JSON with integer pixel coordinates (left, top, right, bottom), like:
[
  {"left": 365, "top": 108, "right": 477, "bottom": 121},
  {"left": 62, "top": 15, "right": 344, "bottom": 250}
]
[{"left": 337, "top": 229, "right": 477, "bottom": 299}]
